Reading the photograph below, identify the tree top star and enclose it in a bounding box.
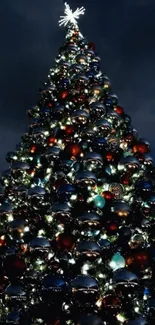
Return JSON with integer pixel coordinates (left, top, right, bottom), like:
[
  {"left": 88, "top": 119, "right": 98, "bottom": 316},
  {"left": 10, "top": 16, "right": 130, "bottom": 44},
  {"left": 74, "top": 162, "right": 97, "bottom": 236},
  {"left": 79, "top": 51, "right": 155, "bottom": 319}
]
[{"left": 59, "top": 2, "right": 85, "bottom": 27}]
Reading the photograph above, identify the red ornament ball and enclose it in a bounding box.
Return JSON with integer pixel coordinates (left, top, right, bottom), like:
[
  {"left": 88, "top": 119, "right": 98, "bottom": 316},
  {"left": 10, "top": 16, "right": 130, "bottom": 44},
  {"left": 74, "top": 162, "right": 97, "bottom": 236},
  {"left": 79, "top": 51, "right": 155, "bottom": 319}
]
[
  {"left": 106, "top": 221, "right": 118, "bottom": 234},
  {"left": 102, "top": 191, "right": 114, "bottom": 200},
  {"left": 101, "top": 294, "right": 121, "bottom": 311},
  {"left": 120, "top": 172, "right": 132, "bottom": 186},
  {"left": 126, "top": 250, "right": 149, "bottom": 270},
  {"left": 105, "top": 152, "right": 118, "bottom": 164},
  {"left": 56, "top": 233, "right": 75, "bottom": 251},
  {"left": 64, "top": 143, "right": 82, "bottom": 158},
  {"left": 133, "top": 141, "right": 150, "bottom": 154},
  {"left": 47, "top": 136, "right": 57, "bottom": 146},
  {"left": 64, "top": 125, "right": 77, "bottom": 136},
  {"left": 47, "top": 102, "right": 54, "bottom": 108},
  {"left": 60, "top": 90, "right": 69, "bottom": 99},
  {"left": 114, "top": 105, "right": 124, "bottom": 115},
  {"left": 29, "top": 145, "right": 37, "bottom": 153}
]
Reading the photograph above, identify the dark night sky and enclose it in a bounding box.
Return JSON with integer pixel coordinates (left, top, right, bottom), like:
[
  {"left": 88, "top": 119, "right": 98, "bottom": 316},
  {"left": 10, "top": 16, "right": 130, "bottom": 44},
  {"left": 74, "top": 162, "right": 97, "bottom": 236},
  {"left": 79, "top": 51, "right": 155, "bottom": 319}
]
[{"left": 0, "top": 0, "right": 155, "bottom": 171}]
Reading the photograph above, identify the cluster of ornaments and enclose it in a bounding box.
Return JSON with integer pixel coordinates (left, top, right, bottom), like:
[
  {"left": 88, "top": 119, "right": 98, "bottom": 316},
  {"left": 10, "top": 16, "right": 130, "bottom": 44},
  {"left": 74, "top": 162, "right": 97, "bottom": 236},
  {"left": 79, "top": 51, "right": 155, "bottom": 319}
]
[{"left": 0, "top": 20, "right": 155, "bottom": 325}]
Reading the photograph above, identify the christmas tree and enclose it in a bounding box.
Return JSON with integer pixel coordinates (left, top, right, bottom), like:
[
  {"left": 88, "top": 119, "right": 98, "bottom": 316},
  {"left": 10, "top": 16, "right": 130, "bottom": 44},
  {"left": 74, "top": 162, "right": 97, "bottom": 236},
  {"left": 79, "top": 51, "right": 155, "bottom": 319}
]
[{"left": 0, "top": 2, "right": 154, "bottom": 324}]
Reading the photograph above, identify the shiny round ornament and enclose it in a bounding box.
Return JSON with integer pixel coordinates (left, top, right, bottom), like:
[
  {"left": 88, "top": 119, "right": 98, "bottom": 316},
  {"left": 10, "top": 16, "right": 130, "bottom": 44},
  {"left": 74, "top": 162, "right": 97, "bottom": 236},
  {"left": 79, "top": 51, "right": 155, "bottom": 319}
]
[
  {"left": 56, "top": 232, "right": 75, "bottom": 251},
  {"left": 29, "top": 144, "right": 38, "bottom": 154},
  {"left": 109, "top": 183, "right": 124, "bottom": 200},
  {"left": 29, "top": 237, "right": 51, "bottom": 251},
  {"left": 106, "top": 109, "right": 120, "bottom": 127},
  {"left": 112, "top": 268, "right": 138, "bottom": 285},
  {"left": 67, "top": 43, "right": 78, "bottom": 53},
  {"left": 138, "top": 153, "right": 155, "bottom": 167},
  {"left": 89, "top": 101, "right": 106, "bottom": 121},
  {"left": 76, "top": 54, "right": 87, "bottom": 65},
  {"left": 85, "top": 49, "right": 95, "bottom": 62},
  {"left": 42, "top": 275, "right": 66, "bottom": 303},
  {"left": 102, "top": 191, "right": 114, "bottom": 201},
  {"left": 71, "top": 110, "right": 89, "bottom": 124},
  {"left": 57, "top": 183, "right": 76, "bottom": 200},
  {"left": 109, "top": 93, "right": 118, "bottom": 106},
  {"left": 120, "top": 171, "right": 132, "bottom": 186},
  {"left": 104, "top": 151, "right": 119, "bottom": 164},
  {"left": 109, "top": 252, "right": 125, "bottom": 271},
  {"left": 129, "top": 234, "right": 145, "bottom": 249},
  {"left": 100, "top": 294, "right": 121, "bottom": 314},
  {"left": 59, "top": 60, "right": 70, "bottom": 71},
  {"left": 50, "top": 202, "right": 71, "bottom": 222},
  {"left": 27, "top": 186, "right": 46, "bottom": 205},
  {"left": 76, "top": 241, "right": 101, "bottom": 259},
  {"left": 95, "top": 118, "right": 112, "bottom": 136},
  {"left": 59, "top": 89, "right": 69, "bottom": 100},
  {"left": 93, "top": 195, "right": 105, "bottom": 209},
  {"left": 5, "top": 284, "right": 26, "bottom": 300},
  {"left": 103, "top": 96, "right": 114, "bottom": 108},
  {"left": 47, "top": 136, "right": 57, "bottom": 147},
  {"left": 118, "top": 156, "right": 140, "bottom": 172},
  {"left": 70, "top": 63, "right": 83, "bottom": 74},
  {"left": 90, "top": 85, "right": 103, "bottom": 97},
  {"left": 111, "top": 201, "right": 131, "bottom": 218},
  {"left": 132, "top": 139, "right": 150, "bottom": 154},
  {"left": 83, "top": 152, "right": 103, "bottom": 170},
  {"left": 7, "top": 219, "right": 25, "bottom": 240},
  {"left": 107, "top": 136, "right": 120, "bottom": 152},
  {"left": 71, "top": 275, "right": 99, "bottom": 303},
  {"left": 44, "top": 146, "right": 61, "bottom": 161},
  {"left": 63, "top": 143, "right": 83, "bottom": 158},
  {"left": 114, "top": 105, "right": 124, "bottom": 115},
  {"left": 81, "top": 126, "right": 96, "bottom": 140},
  {"left": 75, "top": 171, "right": 97, "bottom": 187},
  {"left": 64, "top": 124, "right": 77, "bottom": 136},
  {"left": 136, "top": 180, "right": 152, "bottom": 194},
  {"left": 92, "top": 137, "right": 107, "bottom": 152},
  {"left": 73, "top": 73, "right": 89, "bottom": 87},
  {"left": 4, "top": 255, "right": 26, "bottom": 278},
  {"left": 77, "top": 212, "right": 101, "bottom": 237}
]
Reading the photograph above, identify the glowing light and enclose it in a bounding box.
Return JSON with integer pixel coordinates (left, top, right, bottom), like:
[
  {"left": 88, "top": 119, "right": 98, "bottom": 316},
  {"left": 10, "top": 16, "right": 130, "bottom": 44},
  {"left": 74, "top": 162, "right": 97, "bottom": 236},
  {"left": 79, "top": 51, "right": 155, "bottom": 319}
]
[{"left": 59, "top": 2, "right": 85, "bottom": 27}]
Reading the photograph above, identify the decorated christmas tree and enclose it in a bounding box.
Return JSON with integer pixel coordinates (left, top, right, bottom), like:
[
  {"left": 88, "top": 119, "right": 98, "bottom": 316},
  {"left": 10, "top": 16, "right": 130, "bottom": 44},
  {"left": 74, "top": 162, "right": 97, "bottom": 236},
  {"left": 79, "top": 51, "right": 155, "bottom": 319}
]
[{"left": 0, "top": 3, "right": 154, "bottom": 324}]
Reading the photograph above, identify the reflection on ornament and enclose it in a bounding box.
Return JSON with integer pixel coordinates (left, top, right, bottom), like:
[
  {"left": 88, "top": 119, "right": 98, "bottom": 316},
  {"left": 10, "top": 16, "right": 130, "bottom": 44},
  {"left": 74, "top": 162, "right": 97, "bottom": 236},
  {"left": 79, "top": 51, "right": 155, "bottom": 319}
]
[
  {"left": 93, "top": 195, "right": 105, "bottom": 209},
  {"left": 109, "top": 183, "right": 124, "bottom": 200},
  {"left": 109, "top": 252, "right": 125, "bottom": 271}
]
